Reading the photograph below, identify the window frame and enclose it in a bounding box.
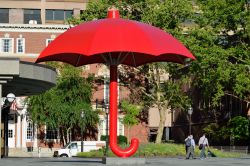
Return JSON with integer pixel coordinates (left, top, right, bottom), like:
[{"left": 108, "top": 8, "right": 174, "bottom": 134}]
[
  {"left": 0, "top": 8, "right": 9, "bottom": 23},
  {"left": 23, "top": 9, "right": 41, "bottom": 24},
  {"left": 0, "top": 38, "right": 14, "bottom": 53},
  {"left": 16, "top": 38, "right": 25, "bottom": 53},
  {"left": 26, "top": 120, "right": 33, "bottom": 140},
  {"left": 45, "top": 125, "right": 59, "bottom": 141},
  {"left": 45, "top": 9, "right": 73, "bottom": 21}
]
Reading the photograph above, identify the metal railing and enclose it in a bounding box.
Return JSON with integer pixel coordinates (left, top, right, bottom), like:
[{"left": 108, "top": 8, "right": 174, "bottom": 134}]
[{"left": 212, "top": 146, "right": 249, "bottom": 154}]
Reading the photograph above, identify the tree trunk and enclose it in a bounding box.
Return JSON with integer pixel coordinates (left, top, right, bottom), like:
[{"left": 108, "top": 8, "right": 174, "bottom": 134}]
[
  {"left": 154, "top": 64, "right": 167, "bottom": 144},
  {"left": 62, "top": 129, "right": 66, "bottom": 146},
  {"left": 67, "top": 127, "right": 71, "bottom": 143},
  {"left": 155, "top": 105, "right": 166, "bottom": 143}
]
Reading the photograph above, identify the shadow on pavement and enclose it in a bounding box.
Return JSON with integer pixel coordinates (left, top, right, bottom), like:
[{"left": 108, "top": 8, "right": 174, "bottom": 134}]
[{"left": 38, "top": 158, "right": 103, "bottom": 164}]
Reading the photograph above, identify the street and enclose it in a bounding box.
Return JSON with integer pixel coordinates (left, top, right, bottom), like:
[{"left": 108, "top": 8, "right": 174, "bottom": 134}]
[{"left": 0, "top": 157, "right": 250, "bottom": 166}]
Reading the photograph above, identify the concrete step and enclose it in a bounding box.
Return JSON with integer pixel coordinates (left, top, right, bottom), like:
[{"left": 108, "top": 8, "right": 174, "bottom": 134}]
[{"left": 8, "top": 148, "right": 58, "bottom": 157}]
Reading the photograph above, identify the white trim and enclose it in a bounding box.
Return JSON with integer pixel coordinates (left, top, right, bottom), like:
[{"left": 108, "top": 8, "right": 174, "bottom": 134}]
[
  {"left": 0, "top": 23, "right": 70, "bottom": 33},
  {"left": 22, "top": 114, "right": 27, "bottom": 148},
  {"left": 16, "top": 115, "right": 21, "bottom": 147},
  {"left": 0, "top": 23, "right": 70, "bottom": 30},
  {"left": 16, "top": 38, "right": 25, "bottom": 54},
  {"left": 0, "top": 29, "right": 67, "bottom": 33},
  {"left": 0, "top": 53, "right": 38, "bottom": 58},
  {"left": 26, "top": 119, "right": 33, "bottom": 141},
  {"left": 98, "top": 114, "right": 125, "bottom": 140},
  {"left": 104, "top": 75, "right": 109, "bottom": 103},
  {"left": 118, "top": 117, "right": 124, "bottom": 136}
]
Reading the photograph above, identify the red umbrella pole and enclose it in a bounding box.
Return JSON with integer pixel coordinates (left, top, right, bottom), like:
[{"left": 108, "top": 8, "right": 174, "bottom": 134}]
[{"left": 109, "top": 65, "right": 139, "bottom": 158}]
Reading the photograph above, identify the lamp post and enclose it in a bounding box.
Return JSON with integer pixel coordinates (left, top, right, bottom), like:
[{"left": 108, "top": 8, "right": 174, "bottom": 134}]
[
  {"left": 188, "top": 107, "right": 193, "bottom": 135},
  {"left": 3, "top": 93, "right": 16, "bottom": 158},
  {"left": 103, "top": 100, "right": 109, "bottom": 158},
  {"left": 80, "top": 110, "right": 84, "bottom": 152}
]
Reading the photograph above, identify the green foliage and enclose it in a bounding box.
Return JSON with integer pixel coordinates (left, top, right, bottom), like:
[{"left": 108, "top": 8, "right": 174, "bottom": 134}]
[
  {"left": 227, "top": 116, "right": 249, "bottom": 141},
  {"left": 120, "top": 100, "right": 141, "bottom": 127},
  {"left": 187, "top": 0, "right": 250, "bottom": 107},
  {"left": 203, "top": 116, "right": 250, "bottom": 144},
  {"left": 77, "top": 143, "right": 243, "bottom": 158},
  {"left": 28, "top": 63, "right": 99, "bottom": 142},
  {"left": 101, "top": 135, "right": 128, "bottom": 145}
]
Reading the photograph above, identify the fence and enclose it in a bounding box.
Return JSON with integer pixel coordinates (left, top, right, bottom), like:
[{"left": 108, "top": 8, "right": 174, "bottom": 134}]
[{"left": 212, "top": 146, "right": 249, "bottom": 154}]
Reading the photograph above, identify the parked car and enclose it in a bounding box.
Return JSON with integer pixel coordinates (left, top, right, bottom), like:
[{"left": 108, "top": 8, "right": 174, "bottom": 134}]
[{"left": 53, "top": 141, "right": 105, "bottom": 157}]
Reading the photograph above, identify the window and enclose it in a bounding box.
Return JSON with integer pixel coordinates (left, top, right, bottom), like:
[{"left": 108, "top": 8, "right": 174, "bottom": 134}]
[
  {"left": 46, "top": 39, "right": 53, "bottom": 46},
  {"left": 104, "top": 75, "right": 110, "bottom": 103},
  {"left": 104, "top": 75, "right": 120, "bottom": 103},
  {"left": 0, "top": 38, "right": 13, "bottom": 53},
  {"left": 54, "top": 10, "right": 64, "bottom": 20},
  {"left": 8, "top": 130, "right": 13, "bottom": 138},
  {"left": 24, "top": 9, "right": 41, "bottom": 24},
  {"left": 46, "top": 9, "right": 73, "bottom": 21},
  {"left": 65, "top": 10, "right": 73, "bottom": 19},
  {"left": 99, "top": 119, "right": 104, "bottom": 136},
  {"left": 0, "top": 8, "right": 9, "bottom": 23},
  {"left": 46, "top": 126, "right": 59, "bottom": 140},
  {"left": 26, "top": 121, "right": 33, "bottom": 140},
  {"left": 16, "top": 38, "right": 25, "bottom": 53},
  {"left": 98, "top": 116, "right": 124, "bottom": 140},
  {"left": 118, "top": 118, "right": 124, "bottom": 135},
  {"left": 69, "top": 143, "right": 77, "bottom": 149}
]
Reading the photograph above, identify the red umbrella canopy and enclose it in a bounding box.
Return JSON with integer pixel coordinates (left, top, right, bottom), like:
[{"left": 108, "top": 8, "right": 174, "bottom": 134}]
[
  {"left": 36, "top": 8, "right": 195, "bottom": 158},
  {"left": 36, "top": 10, "right": 195, "bottom": 67}
]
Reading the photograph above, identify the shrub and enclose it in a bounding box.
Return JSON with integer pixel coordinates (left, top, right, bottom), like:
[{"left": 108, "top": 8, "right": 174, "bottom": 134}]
[{"left": 101, "top": 135, "right": 127, "bottom": 145}]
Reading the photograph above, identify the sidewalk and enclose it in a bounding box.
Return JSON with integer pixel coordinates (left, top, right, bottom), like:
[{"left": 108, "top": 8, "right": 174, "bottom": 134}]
[
  {"left": 8, "top": 148, "right": 57, "bottom": 158},
  {"left": 1, "top": 157, "right": 250, "bottom": 166}
]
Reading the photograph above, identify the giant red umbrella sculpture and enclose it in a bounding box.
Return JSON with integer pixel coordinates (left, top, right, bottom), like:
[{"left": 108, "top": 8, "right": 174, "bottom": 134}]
[{"left": 36, "top": 8, "right": 195, "bottom": 158}]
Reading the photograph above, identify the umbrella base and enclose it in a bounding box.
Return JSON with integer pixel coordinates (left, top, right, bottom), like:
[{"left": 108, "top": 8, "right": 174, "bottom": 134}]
[{"left": 102, "top": 157, "right": 146, "bottom": 165}]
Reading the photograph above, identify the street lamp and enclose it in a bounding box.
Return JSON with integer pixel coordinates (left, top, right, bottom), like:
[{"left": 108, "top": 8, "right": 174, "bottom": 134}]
[
  {"left": 188, "top": 107, "right": 193, "bottom": 135},
  {"left": 80, "top": 110, "right": 84, "bottom": 152},
  {"left": 3, "top": 93, "right": 16, "bottom": 158},
  {"left": 103, "top": 100, "right": 109, "bottom": 158}
]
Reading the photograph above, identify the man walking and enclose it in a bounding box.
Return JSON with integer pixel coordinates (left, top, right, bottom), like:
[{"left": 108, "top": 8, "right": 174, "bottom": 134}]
[
  {"left": 186, "top": 135, "right": 195, "bottom": 159},
  {"left": 184, "top": 135, "right": 190, "bottom": 154},
  {"left": 198, "top": 134, "right": 209, "bottom": 159}
]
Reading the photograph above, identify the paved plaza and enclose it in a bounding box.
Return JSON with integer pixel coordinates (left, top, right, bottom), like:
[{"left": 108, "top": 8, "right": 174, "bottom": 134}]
[{"left": 0, "top": 157, "right": 250, "bottom": 166}]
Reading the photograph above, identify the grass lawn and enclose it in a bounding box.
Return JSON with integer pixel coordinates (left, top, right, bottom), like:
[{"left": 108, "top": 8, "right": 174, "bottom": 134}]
[{"left": 77, "top": 143, "right": 247, "bottom": 158}]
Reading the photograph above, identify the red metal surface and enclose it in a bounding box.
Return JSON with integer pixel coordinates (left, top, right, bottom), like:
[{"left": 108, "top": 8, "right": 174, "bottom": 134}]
[
  {"left": 36, "top": 8, "right": 196, "bottom": 158},
  {"left": 109, "top": 65, "right": 139, "bottom": 157},
  {"left": 36, "top": 10, "right": 195, "bottom": 67}
]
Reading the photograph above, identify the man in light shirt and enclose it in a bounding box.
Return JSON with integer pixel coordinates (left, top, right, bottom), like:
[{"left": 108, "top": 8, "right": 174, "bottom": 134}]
[
  {"left": 186, "top": 134, "right": 195, "bottom": 159},
  {"left": 198, "top": 134, "right": 209, "bottom": 159}
]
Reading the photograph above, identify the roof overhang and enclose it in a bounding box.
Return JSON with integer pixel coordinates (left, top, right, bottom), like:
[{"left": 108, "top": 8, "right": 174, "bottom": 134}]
[{"left": 0, "top": 58, "right": 57, "bottom": 97}]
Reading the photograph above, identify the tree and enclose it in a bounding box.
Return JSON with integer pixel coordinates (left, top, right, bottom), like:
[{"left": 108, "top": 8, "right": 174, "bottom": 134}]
[
  {"left": 28, "top": 63, "right": 99, "bottom": 145},
  {"left": 227, "top": 116, "right": 249, "bottom": 145},
  {"left": 186, "top": 0, "right": 250, "bottom": 109},
  {"left": 203, "top": 116, "right": 250, "bottom": 145},
  {"left": 120, "top": 100, "right": 141, "bottom": 141},
  {"left": 139, "top": 64, "right": 191, "bottom": 143}
]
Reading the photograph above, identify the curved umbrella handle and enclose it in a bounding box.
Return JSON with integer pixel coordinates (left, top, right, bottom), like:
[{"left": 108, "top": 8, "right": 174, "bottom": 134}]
[{"left": 109, "top": 65, "right": 139, "bottom": 158}]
